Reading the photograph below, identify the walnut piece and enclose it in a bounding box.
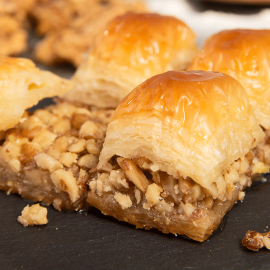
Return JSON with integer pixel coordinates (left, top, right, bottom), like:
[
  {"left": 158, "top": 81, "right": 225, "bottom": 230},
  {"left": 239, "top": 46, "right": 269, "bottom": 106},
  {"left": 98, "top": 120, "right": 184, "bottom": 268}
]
[
  {"left": 242, "top": 230, "right": 270, "bottom": 251},
  {"left": 50, "top": 169, "right": 80, "bottom": 202},
  {"left": 114, "top": 192, "right": 132, "bottom": 210},
  {"left": 117, "top": 157, "right": 149, "bottom": 193},
  {"left": 18, "top": 204, "right": 48, "bottom": 227}
]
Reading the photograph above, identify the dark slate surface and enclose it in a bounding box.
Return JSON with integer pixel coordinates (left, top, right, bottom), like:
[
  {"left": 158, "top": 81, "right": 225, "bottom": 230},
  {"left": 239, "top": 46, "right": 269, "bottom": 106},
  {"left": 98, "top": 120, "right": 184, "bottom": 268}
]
[{"left": 0, "top": 178, "right": 270, "bottom": 270}]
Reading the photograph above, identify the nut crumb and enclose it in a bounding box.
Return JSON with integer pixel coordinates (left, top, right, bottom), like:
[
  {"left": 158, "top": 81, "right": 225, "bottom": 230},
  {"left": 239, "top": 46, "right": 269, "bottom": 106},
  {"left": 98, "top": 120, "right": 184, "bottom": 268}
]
[
  {"left": 242, "top": 230, "right": 270, "bottom": 251},
  {"left": 114, "top": 192, "right": 132, "bottom": 210},
  {"left": 18, "top": 204, "right": 48, "bottom": 227}
]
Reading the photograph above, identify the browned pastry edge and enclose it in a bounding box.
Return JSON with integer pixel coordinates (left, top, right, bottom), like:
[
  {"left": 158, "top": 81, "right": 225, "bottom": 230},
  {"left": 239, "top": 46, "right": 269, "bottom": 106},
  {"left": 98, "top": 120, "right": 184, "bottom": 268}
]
[{"left": 87, "top": 188, "right": 239, "bottom": 242}]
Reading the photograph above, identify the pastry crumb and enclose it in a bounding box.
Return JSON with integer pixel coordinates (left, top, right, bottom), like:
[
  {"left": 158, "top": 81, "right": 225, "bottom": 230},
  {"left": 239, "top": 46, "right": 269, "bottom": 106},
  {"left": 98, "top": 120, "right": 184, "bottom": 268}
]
[{"left": 18, "top": 204, "right": 48, "bottom": 227}]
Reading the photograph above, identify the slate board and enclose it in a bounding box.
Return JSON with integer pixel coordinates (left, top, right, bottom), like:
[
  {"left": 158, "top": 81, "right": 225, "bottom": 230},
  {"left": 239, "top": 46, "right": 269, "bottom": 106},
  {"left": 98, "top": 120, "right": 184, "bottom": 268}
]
[{"left": 1, "top": 176, "right": 270, "bottom": 269}]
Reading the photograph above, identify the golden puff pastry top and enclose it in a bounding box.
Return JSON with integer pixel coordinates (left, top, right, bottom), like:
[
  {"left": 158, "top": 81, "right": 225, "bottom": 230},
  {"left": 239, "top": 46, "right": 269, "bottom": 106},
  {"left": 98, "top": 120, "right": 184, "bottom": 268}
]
[
  {"left": 98, "top": 70, "right": 264, "bottom": 196},
  {"left": 188, "top": 29, "right": 270, "bottom": 130},
  {"left": 65, "top": 12, "right": 198, "bottom": 108},
  {"left": 0, "top": 56, "right": 73, "bottom": 131}
]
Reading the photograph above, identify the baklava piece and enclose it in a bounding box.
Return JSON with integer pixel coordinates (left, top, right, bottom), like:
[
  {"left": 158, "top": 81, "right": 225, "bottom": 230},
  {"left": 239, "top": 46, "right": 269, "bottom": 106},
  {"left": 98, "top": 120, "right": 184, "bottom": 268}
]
[
  {"left": 64, "top": 12, "right": 198, "bottom": 108},
  {"left": 188, "top": 29, "right": 270, "bottom": 170},
  {"left": 0, "top": 55, "right": 112, "bottom": 211},
  {"left": 87, "top": 71, "right": 264, "bottom": 242},
  {"left": 0, "top": 101, "right": 114, "bottom": 210},
  {"left": 33, "top": 0, "right": 146, "bottom": 66}
]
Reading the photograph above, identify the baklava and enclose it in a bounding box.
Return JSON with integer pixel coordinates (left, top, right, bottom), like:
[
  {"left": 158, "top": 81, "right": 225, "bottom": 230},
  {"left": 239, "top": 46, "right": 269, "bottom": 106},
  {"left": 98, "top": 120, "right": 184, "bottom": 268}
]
[
  {"left": 87, "top": 70, "right": 264, "bottom": 242},
  {"left": 64, "top": 12, "right": 198, "bottom": 108},
  {"left": 188, "top": 29, "right": 270, "bottom": 169},
  {"left": 0, "top": 56, "right": 113, "bottom": 211},
  {"left": 0, "top": 0, "right": 35, "bottom": 56},
  {"left": 33, "top": 0, "right": 147, "bottom": 66}
]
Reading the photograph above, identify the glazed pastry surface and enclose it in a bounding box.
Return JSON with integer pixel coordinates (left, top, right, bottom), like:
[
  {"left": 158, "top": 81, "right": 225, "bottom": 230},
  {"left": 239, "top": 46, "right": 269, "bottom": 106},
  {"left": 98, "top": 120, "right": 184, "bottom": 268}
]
[
  {"left": 98, "top": 70, "right": 264, "bottom": 196},
  {"left": 188, "top": 29, "right": 270, "bottom": 129},
  {"left": 65, "top": 12, "right": 198, "bottom": 108}
]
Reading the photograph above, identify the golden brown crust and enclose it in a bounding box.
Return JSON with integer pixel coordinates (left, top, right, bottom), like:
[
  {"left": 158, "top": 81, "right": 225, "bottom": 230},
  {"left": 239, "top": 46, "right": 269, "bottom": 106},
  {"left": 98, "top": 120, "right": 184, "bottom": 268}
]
[
  {"left": 188, "top": 29, "right": 270, "bottom": 130},
  {"left": 0, "top": 56, "right": 73, "bottom": 131},
  {"left": 98, "top": 70, "right": 264, "bottom": 196},
  {"left": 64, "top": 12, "right": 198, "bottom": 108}
]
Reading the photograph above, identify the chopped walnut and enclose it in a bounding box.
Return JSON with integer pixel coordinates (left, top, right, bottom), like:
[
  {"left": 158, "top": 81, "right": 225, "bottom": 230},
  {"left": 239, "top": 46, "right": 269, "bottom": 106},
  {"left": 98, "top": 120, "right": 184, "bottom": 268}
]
[
  {"left": 89, "top": 173, "right": 108, "bottom": 195},
  {"left": 86, "top": 139, "right": 101, "bottom": 155},
  {"left": 50, "top": 169, "right": 80, "bottom": 202},
  {"left": 109, "top": 169, "right": 129, "bottom": 189},
  {"left": 78, "top": 154, "right": 98, "bottom": 168},
  {"left": 114, "top": 192, "right": 132, "bottom": 210},
  {"left": 143, "top": 183, "right": 163, "bottom": 210},
  {"left": 242, "top": 230, "right": 270, "bottom": 251},
  {"left": 59, "top": 152, "right": 78, "bottom": 167},
  {"left": 35, "top": 153, "right": 63, "bottom": 173},
  {"left": 117, "top": 158, "right": 149, "bottom": 193},
  {"left": 32, "top": 129, "right": 57, "bottom": 150},
  {"left": 18, "top": 204, "right": 48, "bottom": 227},
  {"left": 180, "top": 202, "right": 196, "bottom": 217},
  {"left": 68, "top": 139, "right": 86, "bottom": 153},
  {"left": 134, "top": 187, "right": 141, "bottom": 204},
  {"left": 52, "top": 117, "right": 71, "bottom": 134},
  {"left": 79, "top": 120, "right": 103, "bottom": 139}
]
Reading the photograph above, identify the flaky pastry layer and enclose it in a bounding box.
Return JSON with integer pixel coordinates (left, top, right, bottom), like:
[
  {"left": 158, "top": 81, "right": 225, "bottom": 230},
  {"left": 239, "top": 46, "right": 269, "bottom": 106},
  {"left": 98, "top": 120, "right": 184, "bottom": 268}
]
[
  {"left": 98, "top": 71, "right": 264, "bottom": 196},
  {"left": 65, "top": 12, "right": 198, "bottom": 108},
  {"left": 0, "top": 56, "right": 73, "bottom": 131}
]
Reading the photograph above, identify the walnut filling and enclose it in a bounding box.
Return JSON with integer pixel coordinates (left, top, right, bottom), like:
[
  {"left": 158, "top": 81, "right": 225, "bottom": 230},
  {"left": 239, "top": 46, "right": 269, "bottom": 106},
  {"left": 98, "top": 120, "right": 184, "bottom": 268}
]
[
  {"left": 0, "top": 101, "right": 114, "bottom": 210},
  {"left": 89, "top": 153, "right": 254, "bottom": 219}
]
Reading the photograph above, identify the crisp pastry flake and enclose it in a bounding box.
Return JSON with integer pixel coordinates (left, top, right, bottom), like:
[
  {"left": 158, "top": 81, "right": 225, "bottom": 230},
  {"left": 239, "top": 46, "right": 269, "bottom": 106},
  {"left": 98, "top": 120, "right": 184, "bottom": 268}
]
[{"left": 0, "top": 56, "right": 73, "bottom": 131}]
